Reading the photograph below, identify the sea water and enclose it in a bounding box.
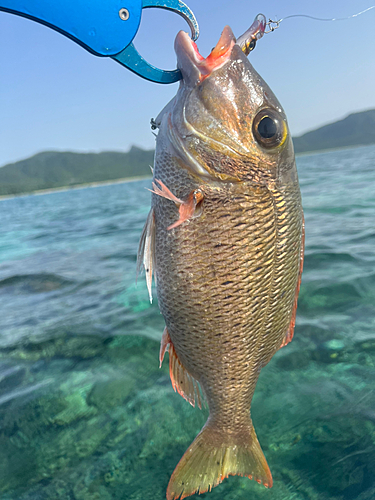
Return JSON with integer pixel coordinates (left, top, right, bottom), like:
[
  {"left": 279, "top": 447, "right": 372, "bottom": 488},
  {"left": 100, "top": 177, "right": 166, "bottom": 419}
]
[{"left": 0, "top": 145, "right": 374, "bottom": 500}]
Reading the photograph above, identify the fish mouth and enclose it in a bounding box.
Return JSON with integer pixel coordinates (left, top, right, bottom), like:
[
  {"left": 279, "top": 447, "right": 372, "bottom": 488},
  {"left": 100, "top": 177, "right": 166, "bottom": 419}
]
[
  {"left": 171, "top": 26, "right": 243, "bottom": 181},
  {"left": 175, "top": 26, "right": 236, "bottom": 82}
]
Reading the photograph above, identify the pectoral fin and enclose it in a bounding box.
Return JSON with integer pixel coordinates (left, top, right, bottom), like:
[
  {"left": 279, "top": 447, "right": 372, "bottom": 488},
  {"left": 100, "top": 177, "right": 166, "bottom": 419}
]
[
  {"left": 150, "top": 179, "right": 203, "bottom": 230},
  {"left": 137, "top": 208, "right": 156, "bottom": 303},
  {"left": 149, "top": 179, "right": 184, "bottom": 205}
]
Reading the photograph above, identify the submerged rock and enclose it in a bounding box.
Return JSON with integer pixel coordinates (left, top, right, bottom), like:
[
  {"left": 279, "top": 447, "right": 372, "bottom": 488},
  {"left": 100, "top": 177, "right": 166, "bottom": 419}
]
[
  {"left": 0, "top": 273, "right": 74, "bottom": 294},
  {"left": 87, "top": 377, "right": 136, "bottom": 410}
]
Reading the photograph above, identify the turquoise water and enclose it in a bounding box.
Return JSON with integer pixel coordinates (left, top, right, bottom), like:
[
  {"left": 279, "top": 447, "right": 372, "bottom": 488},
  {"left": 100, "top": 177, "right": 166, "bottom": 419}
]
[{"left": 0, "top": 145, "right": 374, "bottom": 500}]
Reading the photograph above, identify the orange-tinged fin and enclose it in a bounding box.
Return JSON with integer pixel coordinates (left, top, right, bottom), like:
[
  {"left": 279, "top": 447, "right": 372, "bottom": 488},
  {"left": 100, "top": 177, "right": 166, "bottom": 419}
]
[
  {"left": 169, "top": 341, "right": 203, "bottom": 410},
  {"left": 149, "top": 179, "right": 184, "bottom": 205},
  {"left": 136, "top": 208, "right": 156, "bottom": 303},
  {"left": 166, "top": 422, "right": 272, "bottom": 500},
  {"left": 159, "top": 327, "right": 171, "bottom": 368},
  {"left": 281, "top": 214, "right": 305, "bottom": 348},
  {"left": 150, "top": 179, "right": 203, "bottom": 230},
  {"left": 168, "top": 190, "right": 203, "bottom": 230}
]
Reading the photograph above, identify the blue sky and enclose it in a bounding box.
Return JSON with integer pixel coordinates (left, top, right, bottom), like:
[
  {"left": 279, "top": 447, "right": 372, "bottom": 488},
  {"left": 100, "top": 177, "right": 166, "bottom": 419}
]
[{"left": 1, "top": 0, "right": 375, "bottom": 166}]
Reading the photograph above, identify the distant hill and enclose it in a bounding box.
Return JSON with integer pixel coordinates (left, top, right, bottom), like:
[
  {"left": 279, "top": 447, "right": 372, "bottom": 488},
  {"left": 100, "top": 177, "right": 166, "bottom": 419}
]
[
  {"left": 1, "top": 109, "right": 375, "bottom": 196},
  {"left": 0, "top": 146, "right": 154, "bottom": 196},
  {"left": 293, "top": 109, "right": 375, "bottom": 154}
]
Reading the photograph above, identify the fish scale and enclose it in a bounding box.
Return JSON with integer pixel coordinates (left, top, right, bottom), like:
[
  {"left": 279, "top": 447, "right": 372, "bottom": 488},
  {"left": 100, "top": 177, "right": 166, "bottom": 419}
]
[
  {"left": 138, "top": 24, "right": 304, "bottom": 500},
  {"left": 153, "top": 173, "right": 302, "bottom": 416}
]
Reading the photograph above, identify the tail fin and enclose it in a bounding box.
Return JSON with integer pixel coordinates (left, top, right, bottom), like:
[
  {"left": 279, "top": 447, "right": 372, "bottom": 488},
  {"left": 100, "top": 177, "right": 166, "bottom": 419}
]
[{"left": 166, "top": 421, "right": 272, "bottom": 500}]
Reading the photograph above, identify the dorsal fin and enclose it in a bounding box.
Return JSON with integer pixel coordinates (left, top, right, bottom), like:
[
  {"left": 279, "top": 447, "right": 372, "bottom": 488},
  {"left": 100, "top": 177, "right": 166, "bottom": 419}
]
[{"left": 280, "top": 214, "right": 305, "bottom": 348}]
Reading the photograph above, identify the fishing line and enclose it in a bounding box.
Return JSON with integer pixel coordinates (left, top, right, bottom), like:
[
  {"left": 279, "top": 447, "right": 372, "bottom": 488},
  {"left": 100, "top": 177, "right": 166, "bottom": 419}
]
[{"left": 265, "top": 5, "right": 375, "bottom": 33}]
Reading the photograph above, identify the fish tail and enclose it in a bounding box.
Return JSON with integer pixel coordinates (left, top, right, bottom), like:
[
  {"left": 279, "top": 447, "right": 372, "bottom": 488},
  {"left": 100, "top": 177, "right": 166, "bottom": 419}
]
[{"left": 166, "top": 420, "right": 272, "bottom": 500}]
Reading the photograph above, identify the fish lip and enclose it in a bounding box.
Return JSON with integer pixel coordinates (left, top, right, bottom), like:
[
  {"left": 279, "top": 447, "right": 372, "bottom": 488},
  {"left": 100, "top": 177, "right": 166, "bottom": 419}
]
[
  {"left": 175, "top": 26, "right": 236, "bottom": 82},
  {"left": 170, "top": 27, "right": 245, "bottom": 181}
]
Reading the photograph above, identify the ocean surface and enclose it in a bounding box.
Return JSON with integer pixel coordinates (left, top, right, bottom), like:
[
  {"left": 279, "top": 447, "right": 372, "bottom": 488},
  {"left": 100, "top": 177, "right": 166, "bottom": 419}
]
[{"left": 0, "top": 145, "right": 374, "bottom": 500}]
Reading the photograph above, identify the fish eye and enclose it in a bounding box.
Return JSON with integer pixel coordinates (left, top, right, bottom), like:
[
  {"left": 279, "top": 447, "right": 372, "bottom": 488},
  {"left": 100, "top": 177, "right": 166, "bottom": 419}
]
[
  {"left": 247, "top": 39, "right": 256, "bottom": 52},
  {"left": 252, "top": 109, "right": 287, "bottom": 149}
]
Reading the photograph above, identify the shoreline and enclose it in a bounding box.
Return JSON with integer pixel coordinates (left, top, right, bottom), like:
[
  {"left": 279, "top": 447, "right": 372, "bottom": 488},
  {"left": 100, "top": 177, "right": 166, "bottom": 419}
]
[
  {"left": 1, "top": 143, "right": 374, "bottom": 201},
  {"left": 0, "top": 175, "right": 152, "bottom": 201},
  {"left": 295, "top": 142, "right": 375, "bottom": 157}
]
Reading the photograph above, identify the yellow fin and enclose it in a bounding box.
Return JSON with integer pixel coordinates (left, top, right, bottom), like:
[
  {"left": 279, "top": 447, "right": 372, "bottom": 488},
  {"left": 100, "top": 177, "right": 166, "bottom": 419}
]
[{"left": 167, "top": 422, "right": 272, "bottom": 500}]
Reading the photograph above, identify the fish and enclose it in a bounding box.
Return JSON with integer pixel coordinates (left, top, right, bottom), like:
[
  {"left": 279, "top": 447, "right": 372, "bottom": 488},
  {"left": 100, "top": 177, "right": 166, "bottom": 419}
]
[{"left": 138, "top": 19, "right": 305, "bottom": 500}]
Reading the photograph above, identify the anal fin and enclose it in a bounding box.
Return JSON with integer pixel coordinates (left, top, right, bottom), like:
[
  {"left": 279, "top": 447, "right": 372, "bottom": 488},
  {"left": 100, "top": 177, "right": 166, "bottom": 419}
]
[
  {"left": 160, "top": 330, "right": 203, "bottom": 410},
  {"left": 137, "top": 208, "right": 156, "bottom": 303}
]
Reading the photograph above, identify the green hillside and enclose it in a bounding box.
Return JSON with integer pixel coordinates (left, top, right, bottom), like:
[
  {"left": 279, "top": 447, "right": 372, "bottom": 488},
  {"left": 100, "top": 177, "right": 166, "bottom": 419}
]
[
  {"left": 293, "top": 109, "right": 375, "bottom": 154},
  {"left": 0, "top": 146, "right": 154, "bottom": 196},
  {"left": 1, "top": 109, "right": 375, "bottom": 196}
]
